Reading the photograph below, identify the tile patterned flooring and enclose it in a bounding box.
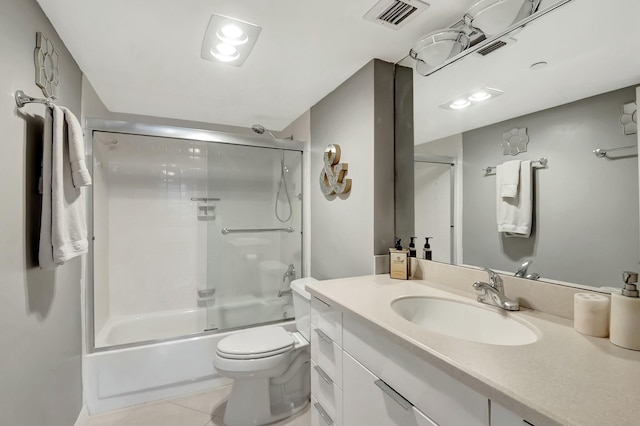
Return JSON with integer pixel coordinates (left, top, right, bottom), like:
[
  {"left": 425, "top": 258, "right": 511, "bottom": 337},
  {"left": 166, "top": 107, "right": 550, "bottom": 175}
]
[{"left": 86, "top": 385, "right": 310, "bottom": 426}]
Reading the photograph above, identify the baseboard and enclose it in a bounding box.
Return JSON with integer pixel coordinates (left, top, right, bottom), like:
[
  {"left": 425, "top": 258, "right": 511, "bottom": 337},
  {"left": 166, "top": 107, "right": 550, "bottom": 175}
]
[{"left": 74, "top": 404, "right": 89, "bottom": 426}]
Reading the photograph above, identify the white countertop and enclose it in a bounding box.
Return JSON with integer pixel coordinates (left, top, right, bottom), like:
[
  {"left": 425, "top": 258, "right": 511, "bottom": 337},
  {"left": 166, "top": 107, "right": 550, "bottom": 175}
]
[{"left": 306, "top": 274, "right": 640, "bottom": 426}]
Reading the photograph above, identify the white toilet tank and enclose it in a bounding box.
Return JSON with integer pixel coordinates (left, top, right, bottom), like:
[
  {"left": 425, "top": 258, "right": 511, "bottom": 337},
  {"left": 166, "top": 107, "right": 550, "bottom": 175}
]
[{"left": 290, "top": 277, "right": 315, "bottom": 342}]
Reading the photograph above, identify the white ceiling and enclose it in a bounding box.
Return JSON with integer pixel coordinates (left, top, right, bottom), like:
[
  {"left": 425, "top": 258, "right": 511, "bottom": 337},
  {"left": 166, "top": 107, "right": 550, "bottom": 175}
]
[
  {"left": 36, "top": 0, "right": 478, "bottom": 131},
  {"left": 412, "top": 0, "right": 640, "bottom": 144}
]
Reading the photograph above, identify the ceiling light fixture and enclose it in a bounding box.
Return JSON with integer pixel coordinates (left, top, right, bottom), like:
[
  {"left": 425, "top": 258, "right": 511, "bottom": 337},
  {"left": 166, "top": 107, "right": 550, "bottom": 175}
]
[
  {"left": 468, "top": 90, "right": 492, "bottom": 102},
  {"left": 440, "top": 87, "right": 503, "bottom": 111},
  {"left": 450, "top": 99, "right": 471, "bottom": 110},
  {"left": 201, "top": 15, "right": 261, "bottom": 67}
]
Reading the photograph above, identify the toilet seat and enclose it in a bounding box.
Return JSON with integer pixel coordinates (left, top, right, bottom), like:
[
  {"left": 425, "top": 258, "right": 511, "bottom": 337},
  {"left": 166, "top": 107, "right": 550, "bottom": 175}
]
[{"left": 216, "top": 326, "right": 294, "bottom": 360}]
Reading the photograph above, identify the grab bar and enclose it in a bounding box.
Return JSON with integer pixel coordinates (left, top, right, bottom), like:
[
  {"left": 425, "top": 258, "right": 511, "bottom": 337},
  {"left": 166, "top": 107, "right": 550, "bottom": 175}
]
[
  {"left": 593, "top": 145, "right": 637, "bottom": 158},
  {"left": 221, "top": 227, "right": 295, "bottom": 235}
]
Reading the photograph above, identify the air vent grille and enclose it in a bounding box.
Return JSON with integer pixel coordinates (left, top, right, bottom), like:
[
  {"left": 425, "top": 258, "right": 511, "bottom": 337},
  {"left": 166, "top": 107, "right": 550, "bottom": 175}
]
[
  {"left": 476, "top": 40, "right": 507, "bottom": 56},
  {"left": 364, "top": 0, "right": 429, "bottom": 30},
  {"left": 378, "top": 1, "right": 417, "bottom": 25}
]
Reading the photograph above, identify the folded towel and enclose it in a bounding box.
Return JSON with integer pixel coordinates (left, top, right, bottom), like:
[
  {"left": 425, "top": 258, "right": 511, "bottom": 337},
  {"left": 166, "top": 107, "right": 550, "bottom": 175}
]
[
  {"left": 497, "top": 160, "right": 532, "bottom": 237},
  {"left": 497, "top": 160, "right": 520, "bottom": 198},
  {"left": 39, "top": 105, "right": 92, "bottom": 269},
  {"left": 61, "top": 106, "right": 92, "bottom": 187}
]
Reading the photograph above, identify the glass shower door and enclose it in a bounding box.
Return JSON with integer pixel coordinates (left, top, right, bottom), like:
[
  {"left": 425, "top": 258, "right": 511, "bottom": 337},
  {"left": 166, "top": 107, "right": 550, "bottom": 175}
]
[{"left": 204, "top": 144, "right": 302, "bottom": 332}]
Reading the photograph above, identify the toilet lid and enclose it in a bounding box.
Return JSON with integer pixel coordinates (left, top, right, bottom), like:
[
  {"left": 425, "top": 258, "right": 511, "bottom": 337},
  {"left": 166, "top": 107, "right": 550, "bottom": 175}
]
[{"left": 216, "top": 327, "right": 294, "bottom": 360}]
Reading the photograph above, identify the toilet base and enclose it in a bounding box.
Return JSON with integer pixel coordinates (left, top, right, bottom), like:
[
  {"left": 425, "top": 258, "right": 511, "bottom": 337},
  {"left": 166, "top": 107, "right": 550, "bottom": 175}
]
[
  {"left": 222, "top": 350, "right": 310, "bottom": 426},
  {"left": 223, "top": 378, "right": 310, "bottom": 426}
]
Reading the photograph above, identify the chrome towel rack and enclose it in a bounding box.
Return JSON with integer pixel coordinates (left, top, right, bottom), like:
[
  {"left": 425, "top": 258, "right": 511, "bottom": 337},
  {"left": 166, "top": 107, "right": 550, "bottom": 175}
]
[
  {"left": 15, "top": 90, "right": 54, "bottom": 108},
  {"left": 221, "top": 227, "right": 295, "bottom": 235},
  {"left": 483, "top": 157, "right": 548, "bottom": 174},
  {"left": 593, "top": 145, "right": 637, "bottom": 158}
]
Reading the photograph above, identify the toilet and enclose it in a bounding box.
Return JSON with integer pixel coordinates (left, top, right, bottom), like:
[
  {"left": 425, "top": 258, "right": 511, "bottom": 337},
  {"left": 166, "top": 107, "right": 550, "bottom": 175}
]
[{"left": 214, "top": 277, "right": 315, "bottom": 426}]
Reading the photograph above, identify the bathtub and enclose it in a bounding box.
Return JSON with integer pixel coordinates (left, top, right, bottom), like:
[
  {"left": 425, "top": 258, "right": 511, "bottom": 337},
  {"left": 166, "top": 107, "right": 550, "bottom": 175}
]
[{"left": 87, "top": 306, "right": 295, "bottom": 414}]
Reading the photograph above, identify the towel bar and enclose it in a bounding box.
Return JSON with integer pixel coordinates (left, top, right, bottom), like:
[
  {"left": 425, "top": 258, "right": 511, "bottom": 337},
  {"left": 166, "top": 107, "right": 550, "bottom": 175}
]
[
  {"left": 483, "top": 157, "right": 548, "bottom": 174},
  {"left": 15, "top": 90, "right": 54, "bottom": 108}
]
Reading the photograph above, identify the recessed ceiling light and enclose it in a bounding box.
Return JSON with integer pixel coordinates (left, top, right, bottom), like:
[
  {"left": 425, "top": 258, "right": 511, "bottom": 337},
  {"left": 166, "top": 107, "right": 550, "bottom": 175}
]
[
  {"left": 201, "top": 14, "right": 261, "bottom": 67},
  {"left": 468, "top": 91, "right": 492, "bottom": 102},
  {"left": 450, "top": 99, "right": 471, "bottom": 109},
  {"left": 440, "top": 87, "right": 504, "bottom": 110},
  {"left": 217, "top": 24, "right": 248, "bottom": 45}
]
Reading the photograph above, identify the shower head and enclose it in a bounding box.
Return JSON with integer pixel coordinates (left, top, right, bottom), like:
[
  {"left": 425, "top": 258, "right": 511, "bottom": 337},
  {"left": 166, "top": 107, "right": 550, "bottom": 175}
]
[{"left": 251, "top": 124, "right": 278, "bottom": 140}]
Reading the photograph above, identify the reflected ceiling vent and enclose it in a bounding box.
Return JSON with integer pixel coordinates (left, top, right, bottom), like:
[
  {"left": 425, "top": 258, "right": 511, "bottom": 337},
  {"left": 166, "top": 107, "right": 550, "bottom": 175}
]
[
  {"left": 364, "top": 0, "right": 430, "bottom": 30},
  {"left": 474, "top": 37, "right": 516, "bottom": 57}
]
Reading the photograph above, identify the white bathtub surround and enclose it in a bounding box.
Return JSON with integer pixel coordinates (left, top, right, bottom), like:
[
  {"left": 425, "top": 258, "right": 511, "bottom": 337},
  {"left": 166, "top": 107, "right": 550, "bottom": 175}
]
[
  {"left": 85, "top": 386, "right": 310, "bottom": 426},
  {"left": 93, "top": 134, "right": 302, "bottom": 347},
  {"left": 306, "top": 273, "right": 640, "bottom": 426},
  {"left": 95, "top": 307, "right": 207, "bottom": 347},
  {"left": 86, "top": 321, "right": 296, "bottom": 414}
]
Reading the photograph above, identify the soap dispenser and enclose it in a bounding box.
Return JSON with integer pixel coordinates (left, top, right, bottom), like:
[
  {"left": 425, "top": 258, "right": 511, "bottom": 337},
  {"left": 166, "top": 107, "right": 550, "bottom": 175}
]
[
  {"left": 610, "top": 271, "right": 640, "bottom": 350},
  {"left": 408, "top": 237, "right": 417, "bottom": 258},
  {"left": 423, "top": 237, "right": 433, "bottom": 260}
]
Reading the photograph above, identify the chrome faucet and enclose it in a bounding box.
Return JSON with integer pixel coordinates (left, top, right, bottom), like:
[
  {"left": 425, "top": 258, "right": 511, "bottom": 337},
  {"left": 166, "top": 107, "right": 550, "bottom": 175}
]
[
  {"left": 473, "top": 268, "right": 519, "bottom": 311},
  {"left": 278, "top": 264, "right": 296, "bottom": 297},
  {"left": 514, "top": 259, "right": 540, "bottom": 280}
]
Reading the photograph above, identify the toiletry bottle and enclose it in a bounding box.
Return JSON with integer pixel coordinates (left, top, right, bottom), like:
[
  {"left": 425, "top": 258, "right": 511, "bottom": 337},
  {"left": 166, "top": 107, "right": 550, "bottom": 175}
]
[
  {"left": 408, "top": 237, "right": 417, "bottom": 258},
  {"left": 389, "top": 238, "right": 409, "bottom": 280},
  {"left": 423, "top": 237, "right": 433, "bottom": 260},
  {"left": 610, "top": 271, "right": 640, "bottom": 350}
]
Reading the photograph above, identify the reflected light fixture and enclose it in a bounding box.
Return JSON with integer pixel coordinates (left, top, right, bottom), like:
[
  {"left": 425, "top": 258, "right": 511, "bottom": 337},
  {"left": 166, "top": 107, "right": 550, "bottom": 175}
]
[
  {"left": 201, "top": 14, "right": 261, "bottom": 66},
  {"left": 450, "top": 99, "right": 471, "bottom": 110},
  {"left": 440, "top": 87, "right": 503, "bottom": 110}
]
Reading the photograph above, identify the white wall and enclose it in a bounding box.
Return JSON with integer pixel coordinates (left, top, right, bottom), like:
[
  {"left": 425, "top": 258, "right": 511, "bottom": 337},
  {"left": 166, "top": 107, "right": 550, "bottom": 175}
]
[
  {"left": 415, "top": 134, "right": 464, "bottom": 262},
  {"left": 310, "top": 60, "right": 395, "bottom": 279},
  {"left": 0, "top": 0, "right": 83, "bottom": 424}
]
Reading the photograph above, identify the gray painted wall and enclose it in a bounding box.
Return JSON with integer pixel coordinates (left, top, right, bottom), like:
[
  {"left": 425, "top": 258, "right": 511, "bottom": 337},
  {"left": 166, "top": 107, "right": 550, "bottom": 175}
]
[
  {"left": 463, "top": 85, "right": 639, "bottom": 287},
  {"left": 394, "top": 65, "right": 415, "bottom": 248},
  {"left": 0, "top": 0, "right": 83, "bottom": 424},
  {"left": 310, "top": 60, "right": 395, "bottom": 279}
]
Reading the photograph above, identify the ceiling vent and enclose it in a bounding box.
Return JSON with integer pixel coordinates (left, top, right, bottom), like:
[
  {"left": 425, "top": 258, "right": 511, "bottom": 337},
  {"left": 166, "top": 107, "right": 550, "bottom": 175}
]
[
  {"left": 364, "top": 0, "right": 430, "bottom": 30},
  {"left": 474, "top": 37, "right": 517, "bottom": 57}
]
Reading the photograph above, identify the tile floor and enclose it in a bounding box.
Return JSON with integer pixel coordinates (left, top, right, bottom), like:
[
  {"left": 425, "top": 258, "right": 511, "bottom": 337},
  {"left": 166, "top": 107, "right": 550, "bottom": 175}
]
[{"left": 86, "top": 385, "right": 310, "bottom": 426}]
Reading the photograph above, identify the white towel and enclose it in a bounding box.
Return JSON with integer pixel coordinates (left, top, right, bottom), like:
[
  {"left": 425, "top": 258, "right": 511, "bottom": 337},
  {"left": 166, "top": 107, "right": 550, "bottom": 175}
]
[
  {"left": 39, "top": 105, "right": 92, "bottom": 269},
  {"left": 497, "top": 160, "right": 532, "bottom": 237},
  {"left": 497, "top": 160, "right": 520, "bottom": 198}
]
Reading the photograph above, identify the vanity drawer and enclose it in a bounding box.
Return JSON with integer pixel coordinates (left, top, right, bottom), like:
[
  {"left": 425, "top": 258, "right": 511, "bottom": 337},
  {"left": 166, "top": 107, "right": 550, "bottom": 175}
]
[
  {"left": 311, "top": 296, "right": 342, "bottom": 346},
  {"left": 312, "top": 396, "right": 339, "bottom": 426},
  {"left": 311, "top": 360, "right": 343, "bottom": 426},
  {"left": 311, "top": 324, "right": 343, "bottom": 387},
  {"left": 343, "top": 313, "right": 488, "bottom": 426},
  {"left": 343, "top": 352, "right": 438, "bottom": 426}
]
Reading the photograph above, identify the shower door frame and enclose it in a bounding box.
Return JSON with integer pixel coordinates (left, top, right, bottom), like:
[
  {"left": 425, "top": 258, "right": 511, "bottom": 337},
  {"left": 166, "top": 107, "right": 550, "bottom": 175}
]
[{"left": 84, "top": 118, "right": 307, "bottom": 354}]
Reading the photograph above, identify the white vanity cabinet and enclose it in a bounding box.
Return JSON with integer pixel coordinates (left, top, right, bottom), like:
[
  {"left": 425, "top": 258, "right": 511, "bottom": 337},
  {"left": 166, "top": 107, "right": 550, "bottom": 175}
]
[
  {"left": 491, "top": 401, "right": 534, "bottom": 426},
  {"left": 343, "top": 351, "right": 437, "bottom": 426},
  {"left": 342, "top": 312, "right": 489, "bottom": 426},
  {"left": 310, "top": 295, "right": 533, "bottom": 426},
  {"left": 310, "top": 296, "right": 343, "bottom": 426}
]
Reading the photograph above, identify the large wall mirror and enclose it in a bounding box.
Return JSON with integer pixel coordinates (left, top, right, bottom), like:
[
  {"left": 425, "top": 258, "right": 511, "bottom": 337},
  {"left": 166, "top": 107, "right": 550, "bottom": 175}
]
[{"left": 398, "top": 0, "right": 640, "bottom": 290}]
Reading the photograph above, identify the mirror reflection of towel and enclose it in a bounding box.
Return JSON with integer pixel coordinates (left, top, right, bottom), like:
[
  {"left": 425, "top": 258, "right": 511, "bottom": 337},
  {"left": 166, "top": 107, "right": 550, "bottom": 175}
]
[
  {"left": 496, "top": 160, "right": 532, "bottom": 238},
  {"left": 497, "top": 160, "right": 520, "bottom": 198}
]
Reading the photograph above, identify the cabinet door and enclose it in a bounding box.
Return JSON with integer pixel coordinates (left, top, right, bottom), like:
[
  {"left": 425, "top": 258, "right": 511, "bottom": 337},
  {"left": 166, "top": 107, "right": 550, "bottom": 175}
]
[
  {"left": 343, "top": 352, "right": 438, "bottom": 426},
  {"left": 491, "top": 401, "right": 534, "bottom": 426}
]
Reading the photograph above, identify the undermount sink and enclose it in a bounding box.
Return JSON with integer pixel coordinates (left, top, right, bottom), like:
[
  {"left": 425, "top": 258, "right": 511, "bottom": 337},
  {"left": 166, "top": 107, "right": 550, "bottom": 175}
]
[{"left": 391, "top": 296, "right": 538, "bottom": 346}]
